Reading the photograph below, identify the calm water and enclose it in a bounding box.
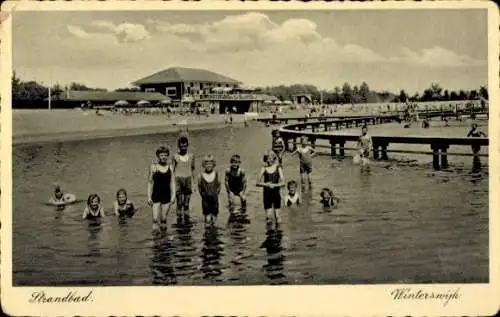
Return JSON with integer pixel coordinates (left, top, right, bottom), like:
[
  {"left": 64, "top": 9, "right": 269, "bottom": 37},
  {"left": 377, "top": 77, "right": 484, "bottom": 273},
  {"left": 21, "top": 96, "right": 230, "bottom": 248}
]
[{"left": 13, "top": 124, "right": 489, "bottom": 285}]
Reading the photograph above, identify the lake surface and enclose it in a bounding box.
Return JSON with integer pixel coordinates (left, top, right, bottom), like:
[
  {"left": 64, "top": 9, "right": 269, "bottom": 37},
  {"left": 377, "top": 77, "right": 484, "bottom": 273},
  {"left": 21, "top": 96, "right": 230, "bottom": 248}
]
[{"left": 12, "top": 123, "right": 489, "bottom": 285}]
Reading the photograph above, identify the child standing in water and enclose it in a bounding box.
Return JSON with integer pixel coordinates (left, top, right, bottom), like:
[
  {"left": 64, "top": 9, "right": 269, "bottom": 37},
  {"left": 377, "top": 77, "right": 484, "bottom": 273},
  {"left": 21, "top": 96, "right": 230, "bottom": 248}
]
[
  {"left": 147, "top": 147, "right": 176, "bottom": 231},
  {"left": 467, "top": 123, "right": 487, "bottom": 154},
  {"left": 82, "top": 194, "right": 105, "bottom": 219},
  {"left": 198, "top": 155, "right": 221, "bottom": 227},
  {"left": 257, "top": 151, "right": 285, "bottom": 230},
  {"left": 271, "top": 129, "right": 285, "bottom": 166},
  {"left": 225, "top": 154, "right": 247, "bottom": 215},
  {"left": 292, "top": 136, "right": 315, "bottom": 188},
  {"left": 284, "top": 180, "right": 301, "bottom": 206},
  {"left": 357, "top": 125, "right": 372, "bottom": 167},
  {"left": 113, "top": 188, "right": 136, "bottom": 217},
  {"left": 173, "top": 136, "right": 196, "bottom": 223}
]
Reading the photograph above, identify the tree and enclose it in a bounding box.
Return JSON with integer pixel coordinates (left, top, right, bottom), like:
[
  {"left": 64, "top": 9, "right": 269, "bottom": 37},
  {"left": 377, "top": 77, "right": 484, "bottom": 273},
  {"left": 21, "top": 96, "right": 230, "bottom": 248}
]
[
  {"left": 341, "top": 82, "right": 353, "bottom": 104},
  {"left": 450, "top": 91, "right": 458, "bottom": 100},
  {"left": 398, "top": 89, "right": 408, "bottom": 102},
  {"left": 458, "top": 90, "right": 467, "bottom": 100},
  {"left": 359, "top": 82, "right": 370, "bottom": 103},
  {"left": 430, "top": 83, "right": 442, "bottom": 100},
  {"left": 69, "top": 82, "right": 107, "bottom": 91},
  {"left": 479, "top": 86, "right": 488, "bottom": 100},
  {"left": 115, "top": 87, "right": 140, "bottom": 92},
  {"left": 443, "top": 90, "right": 450, "bottom": 101}
]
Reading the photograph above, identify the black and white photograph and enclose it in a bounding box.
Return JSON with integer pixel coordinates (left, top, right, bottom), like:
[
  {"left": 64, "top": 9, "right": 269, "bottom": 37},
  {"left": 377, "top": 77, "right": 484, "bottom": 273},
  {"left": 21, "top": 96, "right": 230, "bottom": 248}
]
[{"left": 1, "top": 1, "right": 499, "bottom": 316}]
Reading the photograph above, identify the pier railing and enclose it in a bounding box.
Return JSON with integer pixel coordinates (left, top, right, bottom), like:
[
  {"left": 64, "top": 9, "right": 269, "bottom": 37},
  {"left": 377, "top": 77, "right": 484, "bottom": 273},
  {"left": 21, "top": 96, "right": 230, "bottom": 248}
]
[{"left": 277, "top": 116, "right": 488, "bottom": 170}]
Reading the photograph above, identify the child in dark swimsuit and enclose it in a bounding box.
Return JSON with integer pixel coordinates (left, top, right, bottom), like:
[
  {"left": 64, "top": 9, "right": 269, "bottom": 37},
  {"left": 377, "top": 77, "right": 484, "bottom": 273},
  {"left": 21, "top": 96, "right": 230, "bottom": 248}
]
[
  {"left": 148, "top": 146, "right": 176, "bottom": 231},
  {"left": 320, "top": 188, "right": 340, "bottom": 209},
  {"left": 172, "top": 136, "right": 196, "bottom": 223},
  {"left": 257, "top": 151, "right": 285, "bottom": 230},
  {"left": 198, "top": 155, "right": 221, "bottom": 227},
  {"left": 82, "top": 194, "right": 105, "bottom": 219},
  {"left": 284, "top": 180, "right": 301, "bottom": 207},
  {"left": 225, "top": 154, "right": 247, "bottom": 215},
  {"left": 113, "top": 188, "right": 135, "bottom": 217},
  {"left": 271, "top": 130, "right": 285, "bottom": 165},
  {"left": 467, "top": 123, "right": 487, "bottom": 154}
]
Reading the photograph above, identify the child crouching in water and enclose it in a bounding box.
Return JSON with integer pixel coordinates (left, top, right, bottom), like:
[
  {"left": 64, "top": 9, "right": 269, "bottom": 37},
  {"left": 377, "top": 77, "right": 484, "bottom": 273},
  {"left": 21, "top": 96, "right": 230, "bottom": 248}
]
[
  {"left": 284, "top": 180, "right": 301, "bottom": 206},
  {"left": 198, "top": 155, "right": 221, "bottom": 227},
  {"left": 113, "top": 188, "right": 135, "bottom": 217},
  {"left": 320, "top": 188, "right": 340, "bottom": 209},
  {"left": 257, "top": 151, "right": 285, "bottom": 230},
  {"left": 83, "top": 194, "right": 105, "bottom": 220}
]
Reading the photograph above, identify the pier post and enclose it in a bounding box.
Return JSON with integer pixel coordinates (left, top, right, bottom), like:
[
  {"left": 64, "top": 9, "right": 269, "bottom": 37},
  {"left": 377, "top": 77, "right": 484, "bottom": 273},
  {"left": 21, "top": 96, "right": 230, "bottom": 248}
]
[
  {"left": 355, "top": 121, "right": 359, "bottom": 127},
  {"left": 324, "top": 123, "right": 329, "bottom": 132},
  {"left": 440, "top": 145, "right": 449, "bottom": 169},
  {"left": 329, "top": 140, "right": 337, "bottom": 156},
  {"left": 339, "top": 141, "right": 345, "bottom": 158},
  {"left": 431, "top": 144, "right": 440, "bottom": 170},
  {"left": 335, "top": 122, "right": 340, "bottom": 130},
  {"left": 311, "top": 125, "right": 316, "bottom": 132},
  {"left": 308, "top": 137, "right": 317, "bottom": 150},
  {"left": 380, "top": 143, "right": 389, "bottom": 160},
  {"left": 372, "top": 143, "right": 380, "bottom": 160}
]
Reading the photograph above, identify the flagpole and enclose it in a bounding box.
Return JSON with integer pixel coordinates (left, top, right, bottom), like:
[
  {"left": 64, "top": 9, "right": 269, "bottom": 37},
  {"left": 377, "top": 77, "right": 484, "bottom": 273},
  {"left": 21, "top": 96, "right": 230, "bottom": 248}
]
[{"left": 48, "top": 85, "right": 52, "bottom": 111}]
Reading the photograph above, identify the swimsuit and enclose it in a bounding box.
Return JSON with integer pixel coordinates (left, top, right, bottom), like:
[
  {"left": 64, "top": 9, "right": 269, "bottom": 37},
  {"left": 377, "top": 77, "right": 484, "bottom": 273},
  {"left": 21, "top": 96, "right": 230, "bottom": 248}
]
[
  {"left": 263, "top": 166, "right": 281, "bottom": 210},
  {"left": 285, "top": 193, "right": 300, "bottom": 206},
  {"left": 199, "top": 172, "right": 221, "bottom": 216},
  {"left": 116, "top": 201, "right": 135, "bottom": 217},
  {"left": 174, "top": 153, "right": 194, "bottom": 195},
  {"left": 226, "top": 168, "right": 245, "bottom": 195},
  {"left": 298, "top": 147, "right": 313, "bottom": 173},
  {"left": 359, "top": 136, "right": 371, "bottom": 157},
  {"left": 84, "top": 206, "right": 103, "bottom": 219},
  {"left": 468, "top": 130, "right": 483, "bottom": 153},
  {"left": 152, "top": 165, "right": 173, "bottom": 204},
  {"left": 272, "top": 138, "right": 285, "bottom": 164}
]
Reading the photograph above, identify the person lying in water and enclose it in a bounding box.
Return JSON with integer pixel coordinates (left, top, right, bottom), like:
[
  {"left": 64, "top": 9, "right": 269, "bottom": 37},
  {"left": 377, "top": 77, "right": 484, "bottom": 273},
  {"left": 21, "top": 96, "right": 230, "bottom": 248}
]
[{"left": 49, "top": 185, "right": 76, "bottom": 206}]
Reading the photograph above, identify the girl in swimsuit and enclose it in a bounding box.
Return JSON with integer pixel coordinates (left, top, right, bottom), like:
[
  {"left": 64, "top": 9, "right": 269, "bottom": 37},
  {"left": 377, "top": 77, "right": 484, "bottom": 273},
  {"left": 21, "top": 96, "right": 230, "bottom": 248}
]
[
  {"left": 357, "top": 125, "right": 372, "bottom": 168},
  {"left": 82, "top": 194, "right": 105, "bottom": 220},
  {"left": 113, "top": 188, "right": 136, "bottom": 217},
  {"left": 284, "top": 180, "right": 301, "bottom": 207},
  {"left": 147, "top": 146, "right": 176, "bottom": 231},
  {"left": 225, "top": 154, "right": 247, "bottom": 215},
  {"left": 271, "top": 130, "right": 285, "bottom": 166},
  {"left": 198, "top": 155, "right": 221, "bottom": 227},
  {"left": 257, "top": 151, "right": 285, "bottom": 230}
]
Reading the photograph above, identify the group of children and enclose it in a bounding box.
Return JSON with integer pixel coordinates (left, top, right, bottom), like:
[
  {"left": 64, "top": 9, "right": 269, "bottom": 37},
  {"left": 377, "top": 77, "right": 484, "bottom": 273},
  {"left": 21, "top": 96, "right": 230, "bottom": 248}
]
[{"left": 54, "top": 130, "right": 346, "bottom": 232}]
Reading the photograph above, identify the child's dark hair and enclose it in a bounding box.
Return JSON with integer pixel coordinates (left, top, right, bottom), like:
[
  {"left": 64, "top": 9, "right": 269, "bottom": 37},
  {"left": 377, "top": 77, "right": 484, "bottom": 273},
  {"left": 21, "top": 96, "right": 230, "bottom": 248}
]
[
  {"left": 287, "top": 180, "right": 297, "bottom": 189},
  {"left": 156, "top": 146, "right": 169, "bottom": 157},
  {"left": 87, "top": 193, "right": 101, "bottom": 206},
  {"left": 230, "top": 154, "right": 241, "bottom": 163},
  {"left": 116, "top": 188, "right": 127, "bottom": 199},
  {"left": 320, "top": 188, "right": 334, "bottom": 199},
  {"left": 178, "top": 136, "right": 189, "bottom": 146}
]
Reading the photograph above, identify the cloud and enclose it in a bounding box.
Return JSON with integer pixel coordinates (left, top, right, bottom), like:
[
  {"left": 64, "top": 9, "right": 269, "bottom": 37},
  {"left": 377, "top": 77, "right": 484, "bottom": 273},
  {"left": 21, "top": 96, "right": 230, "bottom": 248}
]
[
  {"left": 391, "top": 46, "right": 486, "bottom": 68},
  {"left": 67, "top": 20, "right": 150, "bottom": 44}
]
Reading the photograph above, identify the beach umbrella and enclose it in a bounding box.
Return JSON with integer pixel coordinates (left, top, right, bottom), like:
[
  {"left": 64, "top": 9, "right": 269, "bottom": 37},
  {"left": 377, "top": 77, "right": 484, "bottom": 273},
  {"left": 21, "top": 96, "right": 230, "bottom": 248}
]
[
  {"left": 159, "top": 99, "right": 171, "bottom": 105},
  {"left": 137, "top": 100, "right": 151, "bottom": 106},
  {"left": 264, "top": 100, "right": 273, "bottom": 105},
  {"left": 114, "top": 100, "right": 129, "bottom": 107},
  {"left": 283, "top": 100, "right": 292, "bottom": 105}
]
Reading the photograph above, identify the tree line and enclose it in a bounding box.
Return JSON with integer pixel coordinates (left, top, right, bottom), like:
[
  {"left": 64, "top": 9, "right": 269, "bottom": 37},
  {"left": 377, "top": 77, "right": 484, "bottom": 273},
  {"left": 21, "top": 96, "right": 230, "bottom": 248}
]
[{"left": 10, "top": 72, "right": 488, "bottom": 109}]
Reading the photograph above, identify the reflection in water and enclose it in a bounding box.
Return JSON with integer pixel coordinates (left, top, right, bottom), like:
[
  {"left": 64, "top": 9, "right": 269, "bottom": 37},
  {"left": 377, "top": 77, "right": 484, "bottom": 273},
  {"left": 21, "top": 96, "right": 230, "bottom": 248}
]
[
  {"left": 172, "top": 222, "right": 197, "bottom": 278},
  {"left": 472, "top": 156, "right": 482, "bottom": 174},
  {"left": 200, "top": 226, "right": 224, "bottom": 279},
  {"left": 150, "top": 231, "right": 176, "bottom": 285},
  {"left": 227, "top": 213, "right": 251, "bottom": 270},
  {"left": 86, "top": 220, "right": 103, "bottom": 258},
  {"left": 263, "top": 229, "right": 287, "bottom": 284}
]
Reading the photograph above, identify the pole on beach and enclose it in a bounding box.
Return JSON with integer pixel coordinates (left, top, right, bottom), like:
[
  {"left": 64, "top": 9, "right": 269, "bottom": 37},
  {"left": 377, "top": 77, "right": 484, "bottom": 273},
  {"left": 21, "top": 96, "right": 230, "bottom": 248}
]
[{"left": 48, "top": 86, "right": 52, "bottom": 111}]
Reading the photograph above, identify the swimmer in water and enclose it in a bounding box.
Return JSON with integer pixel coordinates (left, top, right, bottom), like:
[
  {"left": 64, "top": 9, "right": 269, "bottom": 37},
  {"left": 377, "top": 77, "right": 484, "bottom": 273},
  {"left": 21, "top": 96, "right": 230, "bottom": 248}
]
[
  {"left": 467, "top": 123, "right": 487, "bottom": 154},
  {"left": 113, "top": 188, "right": 136, "bottom": 217},
  {"left": 198, "top": 155, "right": 221, "bottom": 227},
  {"left": 284, "top": 180, "right": 301, "bottom": 207},
  {"left": 172, "top": 136, "right": 196, "bottom": 223},
  {"left": 147, "top": 146, "right": 176, "bottom": 231},
  {"left": 50, "top": 185, "right": 76, "bottom": 206},
  {"left": 82, "top": 194, "right": 105, "bottom": 219},
  {"left": 257, "top": 151, "right": 285, "bottom": 230},
  {"left": 225, "top": 154, "right": 247, "bottom": 215},
  {"left": 319, "top": 188, "right": 339, "bottom": 209},
  {"left": 357, "top": 125, "right": 372, "bottom": 168},
  {"left": 292, "top": 136, "right": 315, "bottom": 188}
]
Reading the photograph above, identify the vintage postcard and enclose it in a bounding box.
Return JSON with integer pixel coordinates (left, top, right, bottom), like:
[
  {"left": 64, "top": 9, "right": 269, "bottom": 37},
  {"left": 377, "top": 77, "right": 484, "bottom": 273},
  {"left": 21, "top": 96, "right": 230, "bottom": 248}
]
[{"left": 1, "top": 0, "right": 499, "bottom": 316}]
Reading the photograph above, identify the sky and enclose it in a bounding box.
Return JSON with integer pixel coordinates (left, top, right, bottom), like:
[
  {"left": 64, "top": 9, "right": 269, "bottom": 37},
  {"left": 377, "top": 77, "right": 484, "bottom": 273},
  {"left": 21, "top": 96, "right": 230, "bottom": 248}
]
[{"left": 12, "top": 9, "right": 488, "bottom": 95}]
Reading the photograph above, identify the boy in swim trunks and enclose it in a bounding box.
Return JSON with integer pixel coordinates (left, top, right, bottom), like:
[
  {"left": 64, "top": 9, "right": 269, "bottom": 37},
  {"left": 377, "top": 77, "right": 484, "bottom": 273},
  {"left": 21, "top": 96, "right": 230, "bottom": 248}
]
[
  {"left": 257, "top": 151, "right": 285, "bottom": 230},
  {"left": 292, "top": 136, "right": 315, "bottom": 189},
  {"left": 148, "top": 146, "right": 176, "bottom": 231},
  {"left": 357, "top": 125, "right": 372, "bottom": 167},
  {"left": 225, "top": 154, "right": 247, "bottom": 215},
  {"left": 271, "top": 130, "right": 285, "bottom": 165},
  {"left": 198, "top": 155, "right": 221, "bottom": 227},
  {"left": 172, "top": 136, "right": 196, "bottom": 223}
]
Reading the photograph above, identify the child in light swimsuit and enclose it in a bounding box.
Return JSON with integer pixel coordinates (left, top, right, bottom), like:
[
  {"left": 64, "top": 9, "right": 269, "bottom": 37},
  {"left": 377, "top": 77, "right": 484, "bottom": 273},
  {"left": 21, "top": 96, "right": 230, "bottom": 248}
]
[
  {"left": 257, "top": 151, "right": 285, "bottom": 230},
  {"left": 172, "top": 136, "right": 196, "bottom": 223},
  {"left": 225, "top": 154, "right": 247, "bottom": 215},
  {"left": 82, "top": 194, "right": 105, "bottom": 220},
  {"left": 148, "top": 146, "right": 176, "bottom": 231},
  {"left": 292, "top": 136, "right": 315, "bottom": 188},
  {"left": 284, "top": 180, "right": 301, "bottom": 207},
  {"left": 320, "top": 188, "right": 339, "bottom": 209},
  {"left": 357, "top": 125, "right": 372, "bottom": 167},
  {"left": 113, "top": 188, "right": 136, "bottom": 217},
  {"left": 50, "top": 185, "right": 76, "bottom": 206},
  {"left": 198, "top": 155, "right": 221, "bottom": 227}
]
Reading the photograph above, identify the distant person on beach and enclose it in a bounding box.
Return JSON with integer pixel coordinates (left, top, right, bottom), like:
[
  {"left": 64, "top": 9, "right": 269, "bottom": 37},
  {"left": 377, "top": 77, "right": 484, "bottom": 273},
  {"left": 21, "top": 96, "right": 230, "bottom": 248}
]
[
  {"left": 467, "top": 123, "right": 487, "bottom": 154},
  {"left": 292, "top": 136, "right": 315, "bottom": 188},
  {"left": 172, "top": 136, "right": 195, "bottom": 223},
  {"left": 320, "top": 188, "right": 339, "bottom": 209},
  {"left": 284, "top": 180, "right": 301, "bottom": 207},
  {"left": 198, "top": 155, "right": 221, "bottom": 227},
  {"left": 225, "top": 154, "right": 247, "bottom": 215},
  {"left": 147, "top": 146, "right": 176, "bottom": 231},
  {"left": 257, "top": 151, "right": 285, "bottom": 230},
  {"left": 113, "top": 188, "right": 135, "bottom": 217},
  {"left": 422, "top": 118, "right": 430, "bottom": 128},
  {"left": 82, "top": 194, "right": 105, "bottom": 220},
  {"left": 355, "top": 125, "right": 372, "bottom": 167},
  {"left": 271, "top": 129, "right": 285, "bottom": 165}
]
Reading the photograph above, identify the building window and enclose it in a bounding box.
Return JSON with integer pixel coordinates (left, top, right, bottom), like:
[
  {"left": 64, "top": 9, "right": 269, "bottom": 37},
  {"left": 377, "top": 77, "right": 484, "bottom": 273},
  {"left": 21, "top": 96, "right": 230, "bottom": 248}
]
[
  {"left": 145, "top": 88, "right": 156, "bottom": 93},
  {"left": 165, "top": 87, "right": 176, "bottom": 96}
]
